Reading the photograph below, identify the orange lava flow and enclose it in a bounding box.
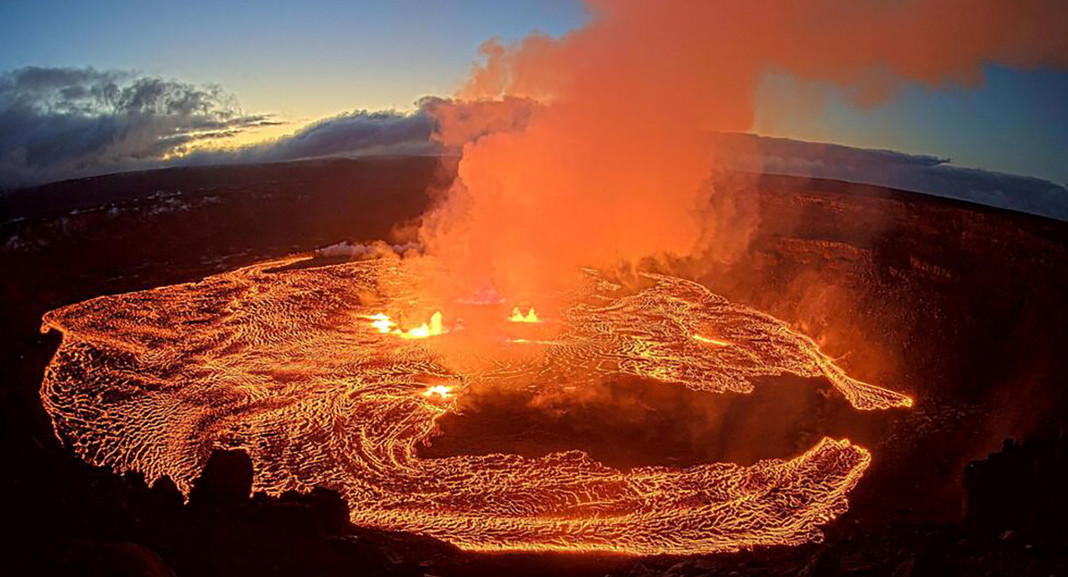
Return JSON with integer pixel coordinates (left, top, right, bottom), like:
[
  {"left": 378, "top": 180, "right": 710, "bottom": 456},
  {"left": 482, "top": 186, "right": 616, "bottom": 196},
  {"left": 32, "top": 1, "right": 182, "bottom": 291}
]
[{"left": 39, "top": 256, "right": 910, "bottom": 555}]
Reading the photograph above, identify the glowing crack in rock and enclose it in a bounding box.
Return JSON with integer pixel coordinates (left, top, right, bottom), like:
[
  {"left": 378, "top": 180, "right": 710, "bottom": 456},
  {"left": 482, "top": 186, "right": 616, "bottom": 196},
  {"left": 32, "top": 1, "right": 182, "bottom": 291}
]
[
  {"left": 692, "top": 334, "right": 731, "bottom": 346},
  {"left": 39, "top": 256, "right": 911, "bottom": 555}
]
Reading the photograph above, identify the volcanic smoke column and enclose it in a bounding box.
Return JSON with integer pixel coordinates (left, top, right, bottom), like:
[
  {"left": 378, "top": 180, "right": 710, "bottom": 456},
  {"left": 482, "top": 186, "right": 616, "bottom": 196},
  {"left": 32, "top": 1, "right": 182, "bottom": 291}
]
[{"left": 420, "top": 0, "right": 1068, "bottom": 303}]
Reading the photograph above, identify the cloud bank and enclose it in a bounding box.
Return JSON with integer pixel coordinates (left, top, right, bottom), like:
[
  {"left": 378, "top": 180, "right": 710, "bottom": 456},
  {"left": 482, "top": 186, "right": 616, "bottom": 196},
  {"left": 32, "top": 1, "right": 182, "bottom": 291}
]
[
  {"left": 180, "top": 107, "right": 437, "bottom": 166},
  {"left": 178, "top": 96, "right": 537, "bottom": 166},
  {"left": 714, "top": 133, "right": 1068, "bottom": 221},
  {"left": 1, "top": 66, "right": 1065, "bottom": 223},
  {"left": 0, "top": 66, "right": 276, "bottom": 187},
  {"left": 0, "top": 69, "right": 538, "bottom": 188}
]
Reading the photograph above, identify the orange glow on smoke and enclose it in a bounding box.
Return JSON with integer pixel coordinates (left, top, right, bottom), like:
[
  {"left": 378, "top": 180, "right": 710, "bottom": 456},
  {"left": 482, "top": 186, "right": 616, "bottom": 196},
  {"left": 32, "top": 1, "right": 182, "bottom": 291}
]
[
  {"left": 40, "top": 256, "right": 912, "bottom": 555},
  {"left": 419, "top": 0, "right": 1068, "bottom": 309}
]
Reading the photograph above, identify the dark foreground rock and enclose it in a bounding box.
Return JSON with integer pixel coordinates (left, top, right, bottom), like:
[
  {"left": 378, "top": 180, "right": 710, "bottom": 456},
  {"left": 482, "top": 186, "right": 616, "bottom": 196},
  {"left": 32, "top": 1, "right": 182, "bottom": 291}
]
[
  {"left": 7, "top": 436, "right": 1068, "bottom": 576},
  {"left": 7, "top": 448, "right": 457, "bottom": 577}
]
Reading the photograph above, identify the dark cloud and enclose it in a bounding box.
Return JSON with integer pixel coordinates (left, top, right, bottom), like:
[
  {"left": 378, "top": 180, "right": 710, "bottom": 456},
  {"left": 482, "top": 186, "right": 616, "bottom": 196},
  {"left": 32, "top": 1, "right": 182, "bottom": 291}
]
[
  {"left": 0, "top": 66, "right": 274, "bottom": 188},
  {"left": 181, "top": 107, "right": 438, "bottom": 165},
  {"left": 0, "top": 73, "right": 532, "bottom": 188},
  {"left": 714, "top": 132, "right": 1068, "bottom": 221},
  {"left": 180, "top": 96, "right": 539, "bottom": 165}
]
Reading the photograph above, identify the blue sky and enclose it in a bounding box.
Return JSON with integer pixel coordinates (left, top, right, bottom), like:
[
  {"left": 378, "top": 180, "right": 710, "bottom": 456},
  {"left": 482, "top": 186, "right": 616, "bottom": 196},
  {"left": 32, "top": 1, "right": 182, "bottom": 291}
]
[
  {"left": 2, "top": 0, "right": 1066, "bottom": 184},
  {"left": 756, "top": 66, "right": 1068, "bottom": 185},
  {"left": 0, "top": 0, "right": 588, "bottom": 118}
]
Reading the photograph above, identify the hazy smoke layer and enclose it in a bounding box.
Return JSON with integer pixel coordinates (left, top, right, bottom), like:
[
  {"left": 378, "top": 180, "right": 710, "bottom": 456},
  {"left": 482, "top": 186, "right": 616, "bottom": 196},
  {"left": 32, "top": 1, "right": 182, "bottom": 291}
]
[
  {"left": 420, "top": 0, "right": 1068, "bottom": 302},
  {"left": 0, "top": 67, "right": 275, "bottom": 187}
]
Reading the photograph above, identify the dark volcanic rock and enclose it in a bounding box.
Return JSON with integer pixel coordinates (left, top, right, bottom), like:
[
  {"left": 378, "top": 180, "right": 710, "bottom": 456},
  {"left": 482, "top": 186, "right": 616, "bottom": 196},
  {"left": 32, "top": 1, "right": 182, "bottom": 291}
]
[
  {"left": 52, "top": 541, "right": 175, "bottom": 577},
  {"left": 964, "top": 430, "right": 1068, "bottom": 537},
  {"left": 188, "top": 450, "right": 255, "bottom": 510}
]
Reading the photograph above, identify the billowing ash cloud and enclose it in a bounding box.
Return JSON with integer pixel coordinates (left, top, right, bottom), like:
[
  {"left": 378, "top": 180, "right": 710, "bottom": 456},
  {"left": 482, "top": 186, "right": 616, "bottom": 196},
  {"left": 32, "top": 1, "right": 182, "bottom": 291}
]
[
  {"left": 714, "top": 133, "right": 1068, "bottom": 221},
  {"left": 416, "top": 0, "right": 1068, "bottom": 305},
  {"left": 0, "top": 66, "right": 276, "bottom": 187}
]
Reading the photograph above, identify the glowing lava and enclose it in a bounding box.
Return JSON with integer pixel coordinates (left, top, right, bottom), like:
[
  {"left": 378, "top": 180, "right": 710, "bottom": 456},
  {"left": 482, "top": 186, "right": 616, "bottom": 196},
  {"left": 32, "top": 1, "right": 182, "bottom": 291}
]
[
  {"left": 508, "top": 307, "right": 540, "bottom": 323},
  {"left": 367, "top": 313, "right": 396, "bottom": 333},
  {"left": 693, "top": 334, "right": 731, "bottom": 346},
  {"left": 365, "top": 311, "right": 447, "bottom": 339},
  {"left": 397, "top": 311, "right": 446, "bottom": 339},
  {"left": 423, "top": 385, "right": 454, "bottom": 399},
  {"left": 39, "top": 256, "right": 910, "bottom": 555}
]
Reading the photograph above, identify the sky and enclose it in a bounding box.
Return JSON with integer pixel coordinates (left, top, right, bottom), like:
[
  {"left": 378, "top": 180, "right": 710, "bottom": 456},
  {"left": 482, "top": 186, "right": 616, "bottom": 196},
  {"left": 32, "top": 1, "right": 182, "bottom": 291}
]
[
  {"left": 0, "top": 0, "right": 587, "bottom": 119},
  {"left": 754, "top": 66, "right": 1068, "bottom": 186},
  {"left": 1, "top": 0, "right": 1067, "bottom": 185}
]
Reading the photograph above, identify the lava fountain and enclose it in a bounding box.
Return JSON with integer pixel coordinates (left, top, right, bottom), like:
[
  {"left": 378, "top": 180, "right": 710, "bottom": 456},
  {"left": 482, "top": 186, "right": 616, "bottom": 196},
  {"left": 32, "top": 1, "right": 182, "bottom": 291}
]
[{"left": 40, "top": 254, "right": 910, "bottom": 555}]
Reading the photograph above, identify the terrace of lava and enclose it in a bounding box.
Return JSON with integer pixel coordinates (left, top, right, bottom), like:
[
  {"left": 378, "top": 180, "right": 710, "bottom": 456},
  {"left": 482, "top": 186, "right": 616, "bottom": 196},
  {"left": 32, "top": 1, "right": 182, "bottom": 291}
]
[{"left": 39, "top": 254, "right": 911, "bottom": 555}]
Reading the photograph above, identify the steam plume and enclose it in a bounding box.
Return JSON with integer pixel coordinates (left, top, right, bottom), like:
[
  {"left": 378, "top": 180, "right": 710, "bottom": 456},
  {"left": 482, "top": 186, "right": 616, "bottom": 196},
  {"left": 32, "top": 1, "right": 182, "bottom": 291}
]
[{"left": 420, "top": 0, "right": 1068, "bottom": 301}]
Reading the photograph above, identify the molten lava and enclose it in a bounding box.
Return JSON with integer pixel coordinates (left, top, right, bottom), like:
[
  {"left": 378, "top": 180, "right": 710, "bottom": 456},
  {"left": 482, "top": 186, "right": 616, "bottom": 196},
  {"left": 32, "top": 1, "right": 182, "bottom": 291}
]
[
  {"left": 397, "top": 310, "right": 446, "bottom": 339},
  {"left": 423, "top": 385, "right": 454, "bottom": 399},
  {"left": 365, "top": 311, "right": 447, "bottom": 339},
  {"left": 508, "top": 307, "right": 540, "bottom": 323},
  {"left": 40, "top": 256, "right": 910, "bottom": 555},
  {"left": 693, "top": 334, "right": 731, "bottom": 347}
]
